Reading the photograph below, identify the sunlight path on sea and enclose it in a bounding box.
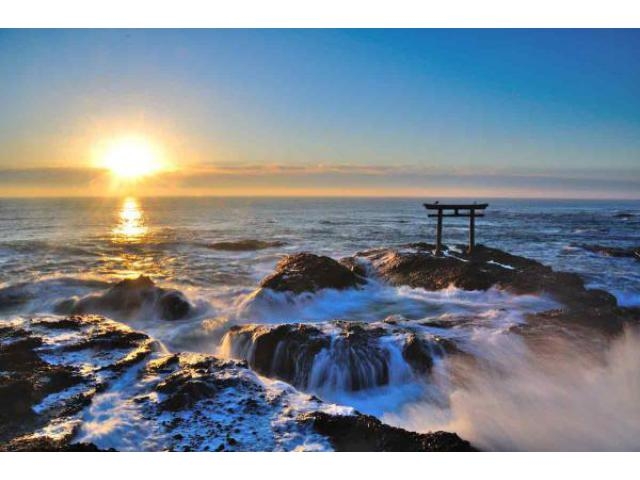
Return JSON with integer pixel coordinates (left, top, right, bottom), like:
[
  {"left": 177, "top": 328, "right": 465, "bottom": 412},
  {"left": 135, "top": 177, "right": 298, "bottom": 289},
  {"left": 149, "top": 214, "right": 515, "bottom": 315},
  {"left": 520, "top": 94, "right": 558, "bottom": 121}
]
[
  {"left": 101, "top": 197, "right": 171, "bottom": 280},
  {"left": 112, "top": 197, "right": 148, "bottom": 243}
]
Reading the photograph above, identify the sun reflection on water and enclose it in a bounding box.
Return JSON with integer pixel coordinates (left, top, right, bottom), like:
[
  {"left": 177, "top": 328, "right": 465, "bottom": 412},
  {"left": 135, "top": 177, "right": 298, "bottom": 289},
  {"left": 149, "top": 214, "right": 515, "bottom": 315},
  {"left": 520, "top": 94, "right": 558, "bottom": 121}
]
[
  {"left": 105, "top": 197, "right": 170, "bottom": 279},
  {"left": 112, "top": 197, "right": 148, "bottom": 242},
  {"left": 100, "top": 197, "right": 176, "bottom": 281}
]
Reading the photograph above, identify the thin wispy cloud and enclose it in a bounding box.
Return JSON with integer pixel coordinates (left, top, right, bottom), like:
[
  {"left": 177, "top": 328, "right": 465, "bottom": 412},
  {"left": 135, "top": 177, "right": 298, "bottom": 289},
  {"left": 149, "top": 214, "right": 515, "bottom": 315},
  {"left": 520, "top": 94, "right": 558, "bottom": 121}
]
[{"left": 2, "top": 164, "right": 638, "bottom": 198}]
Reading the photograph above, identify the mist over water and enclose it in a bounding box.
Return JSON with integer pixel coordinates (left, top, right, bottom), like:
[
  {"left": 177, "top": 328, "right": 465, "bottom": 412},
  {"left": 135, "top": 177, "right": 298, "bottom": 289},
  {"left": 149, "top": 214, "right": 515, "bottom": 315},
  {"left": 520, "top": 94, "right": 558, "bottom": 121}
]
[
  {"left": 385, "top": 328, "right": 640, "bottom": 451},
  {"left": 1, "top": 197, "right": 639, "bottom": 449}
]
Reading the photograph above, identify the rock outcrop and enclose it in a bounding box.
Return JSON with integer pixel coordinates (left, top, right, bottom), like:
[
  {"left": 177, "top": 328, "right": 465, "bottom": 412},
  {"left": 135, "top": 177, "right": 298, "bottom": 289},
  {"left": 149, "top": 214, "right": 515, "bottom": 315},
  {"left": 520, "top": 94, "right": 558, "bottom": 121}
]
[
  {"left": 353, "top": 244, "right": 627, "bottom": 333},
  {"left": 298, "top": 411, "right": 476, "bottom": 451},
  {"left": 574, "top": 244, "right": 640, "bottom": 261},
  {"left": 1, "top": 315, "right": 473, "bottom": 452},
  {"left": 58, "top": 275, "right": 194, "bottom": 321},
  {"left": 254, "top": 244, "right": 633, "bottom": 333},
  {"left": 222, "top": 322, "right": 451, "bottom": 392},
  {"left": 0, "top": 315, "right": 152, "bottom": 449},
  {"left": 260, "top": 253, "right": 366, "bottom": 294},
  {"left": 0, "top": 284, "right": 30, "bottom": 311},
  {"left": 208, "top": 239, "right": 287, "bottom": 251}
]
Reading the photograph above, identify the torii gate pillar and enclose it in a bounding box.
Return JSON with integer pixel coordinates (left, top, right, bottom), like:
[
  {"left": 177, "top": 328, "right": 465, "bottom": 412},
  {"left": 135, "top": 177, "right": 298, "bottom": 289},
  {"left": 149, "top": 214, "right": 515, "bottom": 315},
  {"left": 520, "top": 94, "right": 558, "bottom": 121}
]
[{"left": 423, "top": 202, "right": 489, "bottom": 255}]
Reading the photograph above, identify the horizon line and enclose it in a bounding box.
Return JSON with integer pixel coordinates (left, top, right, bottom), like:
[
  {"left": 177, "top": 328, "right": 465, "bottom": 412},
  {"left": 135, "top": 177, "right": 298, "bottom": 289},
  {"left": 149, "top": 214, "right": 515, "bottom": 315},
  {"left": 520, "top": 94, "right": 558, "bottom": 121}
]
[{"left": 1, "top": 194, "right": 640, "bottom": 201}]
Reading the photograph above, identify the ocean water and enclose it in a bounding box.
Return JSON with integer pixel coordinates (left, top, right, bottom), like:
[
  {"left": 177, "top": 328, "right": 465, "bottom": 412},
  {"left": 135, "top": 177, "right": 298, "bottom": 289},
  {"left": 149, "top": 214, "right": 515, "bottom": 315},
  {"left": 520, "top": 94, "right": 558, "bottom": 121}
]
[
  {"left": 1, "top": 197, "right": 638, "bottom": 301},
  {"left": 1, "top": 196, "right": 639, "bottom": 450}
]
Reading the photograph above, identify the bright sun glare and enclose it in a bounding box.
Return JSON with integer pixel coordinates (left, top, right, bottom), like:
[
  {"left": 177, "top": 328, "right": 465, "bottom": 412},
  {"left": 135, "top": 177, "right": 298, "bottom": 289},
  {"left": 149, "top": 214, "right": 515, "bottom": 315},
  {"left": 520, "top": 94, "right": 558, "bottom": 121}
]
[{"left": 99, "top": 137, "right": 164, "bottom": 180}]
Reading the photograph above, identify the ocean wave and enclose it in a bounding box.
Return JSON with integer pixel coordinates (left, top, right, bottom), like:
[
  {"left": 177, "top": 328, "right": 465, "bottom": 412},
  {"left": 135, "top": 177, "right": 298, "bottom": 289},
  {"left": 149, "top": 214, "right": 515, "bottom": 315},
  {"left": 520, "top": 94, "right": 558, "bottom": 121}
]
[
  {"left": 0, "top": 240, "right": 101, "bottom": 258},
  {"left": 233, "top": 281, "right": 557, "bottom": 327},
  {"left": 384, "top": 327, "right": 640, "bottom": 451},
  {"left": 0, "top": 276, "right": 110, "bottom": 313}
]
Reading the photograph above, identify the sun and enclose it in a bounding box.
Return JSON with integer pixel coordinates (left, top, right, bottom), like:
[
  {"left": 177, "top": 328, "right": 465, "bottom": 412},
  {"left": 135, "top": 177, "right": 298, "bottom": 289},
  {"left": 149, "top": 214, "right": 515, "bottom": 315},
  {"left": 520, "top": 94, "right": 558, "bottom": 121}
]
[{"left": 98, "top": 136, "right": 165, "bottom": 180}]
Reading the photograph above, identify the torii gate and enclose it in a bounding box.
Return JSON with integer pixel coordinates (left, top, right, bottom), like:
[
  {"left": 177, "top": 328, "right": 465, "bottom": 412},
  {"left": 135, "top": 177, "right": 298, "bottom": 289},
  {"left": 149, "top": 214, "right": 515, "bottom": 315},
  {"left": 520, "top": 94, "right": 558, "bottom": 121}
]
[{"left": 423, "top": 202, "right": 489, "bottom": 256}]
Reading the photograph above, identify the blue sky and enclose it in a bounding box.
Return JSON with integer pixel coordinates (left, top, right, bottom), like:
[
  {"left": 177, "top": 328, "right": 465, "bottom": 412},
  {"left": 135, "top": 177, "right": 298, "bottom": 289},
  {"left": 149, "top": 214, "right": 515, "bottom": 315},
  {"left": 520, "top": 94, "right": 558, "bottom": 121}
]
[{"left": 0, "top": 29, "right": 639, "bottom": 197}]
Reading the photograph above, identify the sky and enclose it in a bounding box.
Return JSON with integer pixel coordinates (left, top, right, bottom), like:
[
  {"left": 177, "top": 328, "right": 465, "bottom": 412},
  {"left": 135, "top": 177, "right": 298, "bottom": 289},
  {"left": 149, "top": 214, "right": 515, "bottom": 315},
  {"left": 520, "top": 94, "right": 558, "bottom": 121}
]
[{"left": 0, "top": 28, "right": 639, "bottom": 198}]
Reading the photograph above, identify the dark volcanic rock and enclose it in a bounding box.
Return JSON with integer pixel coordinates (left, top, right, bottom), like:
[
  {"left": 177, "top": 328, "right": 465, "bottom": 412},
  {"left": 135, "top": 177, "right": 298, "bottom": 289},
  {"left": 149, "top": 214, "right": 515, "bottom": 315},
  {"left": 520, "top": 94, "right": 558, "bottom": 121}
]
[
  {"left": 159, "top": 378, "right": 217, "bottom": 412},
  {"left": 224, "top": 322, "right": 450, "bottom": 391},
  {"left": 224, "top": 324, "right": 330, "bottom": 388},
  {"left": 0, "top": 378, "right": 37, "bottom": 420},
  {"left": 0, "top": 329, "right": 85, "bottom": 442},
  {"left": 0, "top": 315, "right": 153, "bottom": 450},
  {"left": 360, "top": 249, "right": 500, "bottom": 290},
  {"left": 260, "top": 253, "right": 366, "bottom": 293},
  {"left": 351, "top": 244, "right": 627, "bottom": 333},
  {"left": 63, "top": 275, "right": 194, "bottom": 321},
  {"left": 575, "top": 244, "right": 640, "bottom": 261},
  {"left": 158, "top": 290, "right": 193, "bottom": 321},
  {"left": 1, "top": 315, "right": 472, "bottom": 452},
  {"left": 255, "top": 243, "right": 629, "bottom": 333},
  {"left": 83, "top": 275, "right": 156, "bottom": 312},
  {"left": 3, "top": 435, "right": 112, "bottom": 452},
  {"left": 0, "top": 335, "right": 44, "bottom": 371},
  {"left": 153, "top": 355, "right": 249, "bottom": 414},
  {"left": 0, "top": 315, "right": 156, "bottom": 446},
  {"left": 402, "top": 334, "right": 434, "bottom": 373},
  {"left": 208, "top": 239, "right": 287, "bottom": 251},
  {"left": 299, "top": 411, "right": 476, "bottom": 452},
  {"left": 338, "top": 256, "right": 369, "bottom": 278},
  {"left": 63, "top": 328, "right": 148, "bottom": 353},
  {"left": 32, "top": 317, "right": 84, "bottom": 329},
  {"left": 357, "top": 245, "right": 546, "bottom": 292},
  {"left": 0, "top": 283, "right": 32, "bottom": 311}
]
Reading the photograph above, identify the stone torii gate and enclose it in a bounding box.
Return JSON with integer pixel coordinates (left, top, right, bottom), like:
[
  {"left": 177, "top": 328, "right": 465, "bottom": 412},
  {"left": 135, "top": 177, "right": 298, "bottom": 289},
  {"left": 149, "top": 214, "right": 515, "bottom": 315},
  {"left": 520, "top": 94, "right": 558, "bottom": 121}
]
[{"left": 423, "top": 202, "right": 489, "bottom": 256}]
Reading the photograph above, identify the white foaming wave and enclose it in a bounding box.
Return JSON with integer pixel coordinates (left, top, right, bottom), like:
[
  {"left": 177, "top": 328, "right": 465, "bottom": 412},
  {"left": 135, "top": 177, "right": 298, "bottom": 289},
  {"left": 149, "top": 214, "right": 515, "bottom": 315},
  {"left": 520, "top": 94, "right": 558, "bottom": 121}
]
[
  {"left": 215, "top": 284, "right": 558, "bottom": 419},
  {"left": 610, "top": 290, "right": 640, "bottom": 307},
  {"left": 0, "top": 274, "right": 110, "bottom": 313},
  {"left": 231, "top": 282, "right": 558, "bottom": 328},
  {"left": 306, "top": 338, "right": 429, "bottom": 418},
  {"left": 76, "top": 362, "right": 166, "bottom": 451},
  {"left": 234, "top": 284, "right": 394, "bottom": 325},
  {"left": 383, "top": 327, "right": 640, "bottom": 451}
]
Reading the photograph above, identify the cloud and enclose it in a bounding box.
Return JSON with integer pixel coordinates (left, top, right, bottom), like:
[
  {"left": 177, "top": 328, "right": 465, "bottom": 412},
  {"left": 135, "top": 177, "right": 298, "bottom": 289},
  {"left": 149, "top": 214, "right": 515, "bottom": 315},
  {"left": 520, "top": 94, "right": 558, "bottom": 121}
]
[
  {"left": 0, "top": 167, "right": 108, "bottom": 186},
  {"left": 171, "top": 163, "right": 640, "bottom": 197},
  {"left": 193, "top": 163, "right": 403, "bottom": 176},
  {"left": 0, "top": 164, "right": 638, "bottom": 198}
]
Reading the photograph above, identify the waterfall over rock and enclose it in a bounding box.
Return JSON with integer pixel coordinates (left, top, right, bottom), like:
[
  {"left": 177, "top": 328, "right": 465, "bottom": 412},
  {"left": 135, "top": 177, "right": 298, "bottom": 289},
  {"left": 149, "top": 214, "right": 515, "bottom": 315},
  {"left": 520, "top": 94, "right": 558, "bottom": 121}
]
[{"left": 221, "top": 321, "right": 450, "bottom": 394}]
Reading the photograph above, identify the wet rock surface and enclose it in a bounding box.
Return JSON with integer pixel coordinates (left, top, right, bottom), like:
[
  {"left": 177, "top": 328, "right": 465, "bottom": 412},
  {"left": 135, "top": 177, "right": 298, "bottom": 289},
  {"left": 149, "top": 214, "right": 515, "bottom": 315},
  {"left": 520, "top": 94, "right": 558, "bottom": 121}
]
[
  {"left": 353, "top": 244, "right": 630, "bottom": 333},
  {"left": 4, "top": 243, "right": 634, "bottom": 451},
  {"left": 574, "top": 243, "right": 640, "bottom": 260},
  {"left": 158, "top": 290, "right": 193, "bottom": 321},
  {"left": 252, "top": 244, "right": 636, "bottom": 334},
  {"left": 402, "top": 333, "right": 444, "bottom": 373},
  {"left": 223, "top": 323, "right": 329, "bottom": 388},
  {"left": 6, "top": 437, "right": 111, "bottom": 452},
  {"left": 299, "top": 411, "right": 476, "bottom": 451},
  {"left": 0, "top": 315, "right": 151, "bottom": 450},
  {"left": 357, "top": 244, "right": 558, "bottom": 294},
  {"left": 208, "top": 239, "right": 287, "bottom": 251},
  {"left": 222, "top": 321, "right": 451, "bottom": 392},
  {"left": 0, "top": 284, "right": 31, "bottom": 311},
  {"left": 1, "top": 314, "right": 469, "bottom": 451},
  {"left": 260, "top": 253, "right": 366, "bottom": 293},
  {"left": 58, "top": 275, "right": 195, "bottom": 321}
]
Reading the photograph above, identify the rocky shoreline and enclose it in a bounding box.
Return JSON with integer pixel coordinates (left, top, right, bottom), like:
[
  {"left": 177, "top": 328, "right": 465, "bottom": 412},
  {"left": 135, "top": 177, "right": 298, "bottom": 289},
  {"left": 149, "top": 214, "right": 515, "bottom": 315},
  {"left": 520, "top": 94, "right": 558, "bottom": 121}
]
[
  {"left": 256, "top": 243, "right": 637, "bottom": 333},
  {"left": 0, "top": 314, "right": 473, "bottom": 451},
  {"left": 1, "top": 243, "right": 638, "bottom": 451}
]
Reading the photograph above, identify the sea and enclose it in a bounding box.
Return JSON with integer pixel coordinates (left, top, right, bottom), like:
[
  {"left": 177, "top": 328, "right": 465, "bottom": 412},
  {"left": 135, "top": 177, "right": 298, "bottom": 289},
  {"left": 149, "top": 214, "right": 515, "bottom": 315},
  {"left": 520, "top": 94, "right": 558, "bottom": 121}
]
[{"left": 1, "top": 196, "right": 639, "bottom": 450}]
